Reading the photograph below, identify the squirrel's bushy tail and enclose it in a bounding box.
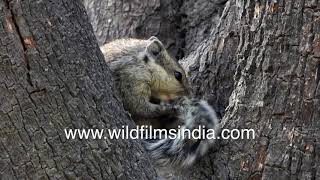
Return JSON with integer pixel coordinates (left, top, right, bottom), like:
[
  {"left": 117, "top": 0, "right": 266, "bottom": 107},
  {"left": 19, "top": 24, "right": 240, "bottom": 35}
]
[{"left": 143, "top": 98, "right": 221, "bottom": 168}]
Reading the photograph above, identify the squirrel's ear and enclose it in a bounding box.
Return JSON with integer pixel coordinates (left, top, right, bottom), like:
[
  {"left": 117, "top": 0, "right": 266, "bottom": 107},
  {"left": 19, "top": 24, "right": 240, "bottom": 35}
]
[
  {"left": 148, "top": 36, "right": 159, "bottom": 41},
  {"left": 146, "top": 37, "right": 164, "bottom": 57}
]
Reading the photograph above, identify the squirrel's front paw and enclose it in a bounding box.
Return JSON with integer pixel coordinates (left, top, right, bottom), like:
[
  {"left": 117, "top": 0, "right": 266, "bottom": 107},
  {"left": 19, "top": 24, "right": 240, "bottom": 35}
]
[{"left": 158, "top": 102, "right": 180, "bottom": 115}]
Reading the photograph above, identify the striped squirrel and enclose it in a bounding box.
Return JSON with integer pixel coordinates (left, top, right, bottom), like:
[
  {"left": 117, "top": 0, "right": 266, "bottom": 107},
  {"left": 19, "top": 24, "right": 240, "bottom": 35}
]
[{"left": 100, "top": 37, "right": 221, "bottom": 174}]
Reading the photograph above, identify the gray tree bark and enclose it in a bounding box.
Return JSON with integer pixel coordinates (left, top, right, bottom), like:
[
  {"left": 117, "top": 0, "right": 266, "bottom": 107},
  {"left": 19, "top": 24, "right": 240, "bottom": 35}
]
[
  {"left": 85, "top": 0, "right": 320, "bottom": 179},
  {"left": 0, "top": 0, "right": 156, "bottom": 179},
  {"left": 82, "top": 0, "right": 185, "bottom": 58},
  {"left": 2, "top": 0, "right": 319, "bottom": 179},
  {"left": 183, "top": 0, "right": 320, "bottom": 179},
  {"left": 82, "top": 0, "right": 227, "bottom": 59},
  {"left": 180, "top": 0, "right": 227, "bottom": 55}
]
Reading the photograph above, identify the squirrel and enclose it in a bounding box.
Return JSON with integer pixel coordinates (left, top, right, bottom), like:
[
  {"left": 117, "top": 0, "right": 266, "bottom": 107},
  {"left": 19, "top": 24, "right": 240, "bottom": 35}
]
[
  {"left": 101, "top": 36, "right": 190, "bottom": 128},
  {"left": 100, "top": 37, "right": 221, "bottom": 174}
]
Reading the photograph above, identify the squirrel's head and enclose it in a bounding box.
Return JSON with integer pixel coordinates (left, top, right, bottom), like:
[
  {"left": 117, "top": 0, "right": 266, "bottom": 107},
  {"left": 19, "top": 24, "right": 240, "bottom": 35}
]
[{"left": 142, "top": 36, "right": 190, "bottom": 102}]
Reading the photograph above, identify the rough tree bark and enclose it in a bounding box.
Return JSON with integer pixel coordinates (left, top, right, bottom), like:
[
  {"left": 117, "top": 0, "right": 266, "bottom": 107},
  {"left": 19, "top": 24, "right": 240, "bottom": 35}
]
[
  {"left": 183, "top": 0, "right": 320, "bottom": 179},
  {"left": 82, "top": 0, "right": 227, "bottom": 58},
  {"left": 0, "top": 0, "right": 156, "bottom": 179},
  {"left": 82, "top": 0, "right": 185, "bottom": 58},
  {"left": 2, "top": 0, "right": 319, "bottom": 179},
  {"left": 180, "top": 0, "right": 227, "bottom": 55},
  {"left": 85, "top": 0, "right": 320, "bottom": 179}
]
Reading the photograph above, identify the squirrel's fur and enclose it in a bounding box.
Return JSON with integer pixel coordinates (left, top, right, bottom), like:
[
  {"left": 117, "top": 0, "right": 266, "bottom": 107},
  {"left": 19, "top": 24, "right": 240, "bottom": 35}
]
[
  {"left": 101, "top": 37, "right": 189, "bottom": 128},
  {"left": 100, "top": 37, "right": 220, "bottom": 176}
]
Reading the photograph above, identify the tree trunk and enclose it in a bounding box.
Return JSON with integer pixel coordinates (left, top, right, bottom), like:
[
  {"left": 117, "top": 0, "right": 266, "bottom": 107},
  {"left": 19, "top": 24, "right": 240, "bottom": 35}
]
[
  {"left": 180, "top": 0, "right": 227, "bottom": 55},
  {"left": 84, "top": 0, "right": 320, "bottom": 179},
  {"left": 2, "top": 0, "right": 319, "bottom": 179},
  {"left": 82, "top": 0, "right": 185, "bottom": 58},
  {"left": 0, "top": 0, "right": 156, "bottom": 179},
  {"left": 82, "top": 0, "right": 227, "bottom": 59},
  {"left": 183, "top": 0, "right": 320, "bottom": 179}
]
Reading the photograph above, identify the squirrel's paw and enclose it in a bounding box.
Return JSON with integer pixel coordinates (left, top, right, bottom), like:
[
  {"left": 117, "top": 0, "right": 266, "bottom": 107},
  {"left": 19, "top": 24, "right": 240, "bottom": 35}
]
[{"left": 158, "top": 101, "right": 180, "bottom": 115}]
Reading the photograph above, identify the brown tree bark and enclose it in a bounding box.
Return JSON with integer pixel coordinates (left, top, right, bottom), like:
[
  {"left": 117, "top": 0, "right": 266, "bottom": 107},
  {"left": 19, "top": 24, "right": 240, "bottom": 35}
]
[
  {"left": 183, "top": 0, "right": 320, "bottom": 179},
  {"left": 0, "top": 0, "right": 156, "bottom": 179}
]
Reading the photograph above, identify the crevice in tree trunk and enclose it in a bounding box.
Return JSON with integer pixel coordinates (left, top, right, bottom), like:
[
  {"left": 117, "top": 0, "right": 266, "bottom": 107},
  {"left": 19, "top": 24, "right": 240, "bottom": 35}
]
[
  {"left": 174, "top": 0, "right": 186, "bottom": 59},
  {"left": 4, "top": 0, "right": 33, "bottom": 87}
]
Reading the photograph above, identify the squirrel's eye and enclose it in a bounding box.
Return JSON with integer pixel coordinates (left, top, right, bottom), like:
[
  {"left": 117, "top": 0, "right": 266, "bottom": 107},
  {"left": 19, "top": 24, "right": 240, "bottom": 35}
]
[{"left": 174, "top": 71, "right": 182, "bottom": 81}]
